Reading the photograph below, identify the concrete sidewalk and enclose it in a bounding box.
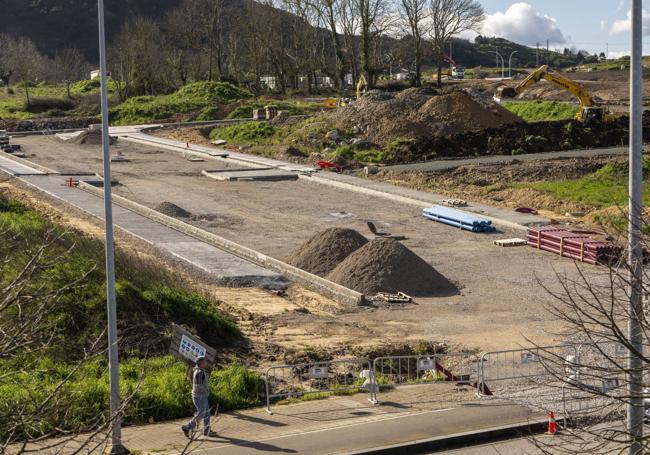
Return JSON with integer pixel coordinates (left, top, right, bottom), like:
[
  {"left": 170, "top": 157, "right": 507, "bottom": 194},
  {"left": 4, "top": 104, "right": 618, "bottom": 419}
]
[
  {"left": 12, "top": 173, "right": 283, "bottom": 287},
  {"left": 120, "top": 386, "right": 542, "bottom": 454}
]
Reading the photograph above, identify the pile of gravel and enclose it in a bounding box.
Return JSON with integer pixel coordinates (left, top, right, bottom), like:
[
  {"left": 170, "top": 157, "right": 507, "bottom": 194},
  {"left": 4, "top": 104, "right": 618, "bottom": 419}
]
[
  {"left": 155, "top": 201, "right": 192, "bottom": 218},
  {"left": 286, "top": 227, "right": 368, "bottom": 276},
  {"left": 327, "top": 237, "right": 457, "bottom": 297}
]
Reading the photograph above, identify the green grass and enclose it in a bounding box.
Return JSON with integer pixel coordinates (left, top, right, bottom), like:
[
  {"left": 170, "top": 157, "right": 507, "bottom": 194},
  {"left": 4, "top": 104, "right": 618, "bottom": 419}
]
[
  {"left": 110, "top": 82, "right": 253, "bottom": 125},
  {"left": 523, "top": 160, "right": 650, "bottom": 208},
  {"left": 0, "top": 355, "right": 263, "bottom": 437},
  {"left": 0, "top": 195, "right": 258, "bottom": 440},
  {"left": 503, "top": 100, "right": 578, "bottom": 122},
  {"left": 210, "top": 121, "right": 277, "bottom": 144}
]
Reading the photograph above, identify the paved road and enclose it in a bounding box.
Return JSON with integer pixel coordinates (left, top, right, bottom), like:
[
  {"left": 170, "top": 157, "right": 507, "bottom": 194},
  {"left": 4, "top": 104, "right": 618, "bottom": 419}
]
[
  {"left": 384, "top": 146, "right": 631, "bottom": 173},
  {"left": 167, "top": 403, "right": 542, "bottom": 455}
]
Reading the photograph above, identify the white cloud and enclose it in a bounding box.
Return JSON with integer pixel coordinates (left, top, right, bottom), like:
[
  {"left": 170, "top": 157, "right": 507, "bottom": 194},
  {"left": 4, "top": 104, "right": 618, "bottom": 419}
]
[
  {"left": 480, "top": 3, "right": 566, "bottom": 46},
  {"left": 600, "top": 20, "right": 607, "bottom": 32},
  {"left": 610, "top": 9, "right": 650, "bottom": 35}
]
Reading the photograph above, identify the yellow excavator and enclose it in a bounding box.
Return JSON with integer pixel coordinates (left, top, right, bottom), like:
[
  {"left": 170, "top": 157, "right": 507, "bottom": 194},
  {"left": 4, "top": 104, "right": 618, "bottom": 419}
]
[
  {"left": 494, "top": 65, "right": 614, "bottom": 123},
  {"left": 321, "top": 75, "right": 367, "bottom": 108}
]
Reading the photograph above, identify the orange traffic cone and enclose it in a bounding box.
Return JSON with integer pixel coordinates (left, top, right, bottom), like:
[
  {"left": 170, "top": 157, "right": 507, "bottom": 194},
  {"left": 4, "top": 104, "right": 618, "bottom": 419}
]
[{"left": 546, "top": 411, "right": 558, "bottom": 435}]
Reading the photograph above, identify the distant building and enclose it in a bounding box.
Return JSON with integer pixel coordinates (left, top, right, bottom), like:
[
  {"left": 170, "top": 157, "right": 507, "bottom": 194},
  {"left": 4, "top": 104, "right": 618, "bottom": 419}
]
[
  {"left": 90, "top": 70, "right": 111, "bottom": 79},
  {"left": 260, "top": 76, "right": 277, "bottom": 90}
]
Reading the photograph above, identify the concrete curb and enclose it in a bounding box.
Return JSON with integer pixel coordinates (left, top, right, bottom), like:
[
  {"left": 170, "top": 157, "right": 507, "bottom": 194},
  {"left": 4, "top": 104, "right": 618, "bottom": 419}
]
[
  {"left": 347, "top": 418, "right": 549, "bottom": 454},
  {"left": 300, "top": 173, "right": 534, "bottom": 233},
  {"left": 78, "top": 181, "right": 365, "bottom": 307}
]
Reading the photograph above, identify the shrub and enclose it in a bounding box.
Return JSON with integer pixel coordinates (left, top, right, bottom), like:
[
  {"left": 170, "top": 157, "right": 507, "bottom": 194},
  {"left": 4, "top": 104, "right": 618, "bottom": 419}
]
[
  {"left": 24, "top": 97, "right": 75, "bottom": 113},
  {"left": 210, "top": 122, "right": 276, "bottom": 144},
  {"left": 110, "top": 81, "right": 253, "bottom": 125}
]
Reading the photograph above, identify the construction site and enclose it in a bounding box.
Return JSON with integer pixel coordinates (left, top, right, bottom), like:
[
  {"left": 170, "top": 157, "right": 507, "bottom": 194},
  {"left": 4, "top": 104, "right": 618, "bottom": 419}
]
[
  {"left": 1, "top": 64, "right": 634, "bottom": 358},
  {"left": 0, "top": 60, "right": 646, "bottom": 455}
]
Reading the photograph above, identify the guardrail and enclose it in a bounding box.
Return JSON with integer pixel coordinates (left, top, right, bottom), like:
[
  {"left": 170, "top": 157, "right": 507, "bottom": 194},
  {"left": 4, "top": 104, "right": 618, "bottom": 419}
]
[{"left": 264, "top": 357, "right": 372, "bottom": 414}]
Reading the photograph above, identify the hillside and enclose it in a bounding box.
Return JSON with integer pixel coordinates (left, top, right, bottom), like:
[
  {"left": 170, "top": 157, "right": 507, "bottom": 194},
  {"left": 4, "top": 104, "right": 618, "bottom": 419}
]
[
  {"left": 0, "top": 0, "right": 182, "bottom": 58},
  {"left": 3, "top": 0, "right": 588, "bottom": 70}
]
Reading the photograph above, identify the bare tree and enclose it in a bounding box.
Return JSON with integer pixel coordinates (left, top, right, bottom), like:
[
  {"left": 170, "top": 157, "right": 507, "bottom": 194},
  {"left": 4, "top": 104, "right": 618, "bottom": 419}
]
[
  {"left": 509, "top": 219, "right": 650, "bottom": 454},
  {"left": 429, "top": 0, "right": 483, "bottom": 86},
  {"left": 52, "top": 48, "right": 87, "bottom": 98},
  {"left": 399, "top": 0, "right": 428, "bottom": 86},
  {"left": 6, "top": 37, "right": 46, "bottom": 104},
  {"left": 353, "top": 0, "right": 392, "bottom": 88}
]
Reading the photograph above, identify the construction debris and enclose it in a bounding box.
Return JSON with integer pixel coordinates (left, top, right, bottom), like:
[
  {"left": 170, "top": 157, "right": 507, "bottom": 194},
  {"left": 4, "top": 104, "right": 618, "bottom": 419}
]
[
  {"left": 442, "top": 199, "right": 467, "bottom": 207},
  {"left": 330, "top": 88, "right": 522, "bottom": 147},
  {"left": 155, "top": 201, "right": 192, "bottom": 218}
]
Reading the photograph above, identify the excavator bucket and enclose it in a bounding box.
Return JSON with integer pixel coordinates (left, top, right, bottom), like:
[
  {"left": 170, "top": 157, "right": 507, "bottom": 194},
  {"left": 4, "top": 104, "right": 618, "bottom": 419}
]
[{"left": 495, "top": 86, "right": 517, "bottom": 99}]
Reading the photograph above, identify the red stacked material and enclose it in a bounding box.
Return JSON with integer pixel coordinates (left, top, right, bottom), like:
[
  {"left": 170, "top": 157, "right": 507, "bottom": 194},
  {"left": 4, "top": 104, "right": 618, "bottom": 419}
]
[{"left": 527, "top": 227, "right": 621, "bottom": 265}]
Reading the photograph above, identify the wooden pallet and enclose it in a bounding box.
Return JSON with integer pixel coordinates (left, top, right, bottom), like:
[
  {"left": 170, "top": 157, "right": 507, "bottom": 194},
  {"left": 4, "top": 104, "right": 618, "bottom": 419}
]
[{"left": 494, "top": 238, "right": 527, "bottom": 247}]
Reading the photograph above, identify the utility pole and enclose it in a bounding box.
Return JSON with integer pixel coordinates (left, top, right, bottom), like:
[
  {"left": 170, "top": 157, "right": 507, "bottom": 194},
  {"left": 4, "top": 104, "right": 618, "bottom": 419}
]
[
  {"left": 546, "top": 39, "right": 549, "bottom": 65},
  {"left": 536, "top": 42, "right": 539, "bottom": 66},
  {"left": 97, "top": 0, "right": 127, "bottom": 454},
  {"left": 606, "top": 42, "right": 609, "bottom": 60},
  {"left": 508, "top": 50, "right": 518, "bottom": 78},
  {"left": 627, "top": 1, "right": 644, "bottom": 454}
]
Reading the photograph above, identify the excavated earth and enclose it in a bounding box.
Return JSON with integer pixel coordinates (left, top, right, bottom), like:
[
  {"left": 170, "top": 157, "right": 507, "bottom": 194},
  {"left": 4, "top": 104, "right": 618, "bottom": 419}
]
[
  {"left": 330, "top": 88, "right": 523, "bottom": 147},
  {"left": 326, "top": 237, "right": 458, "bottom": 297},
  {"left": 286, "top": 227, "right": 368, "bottom": 276}
]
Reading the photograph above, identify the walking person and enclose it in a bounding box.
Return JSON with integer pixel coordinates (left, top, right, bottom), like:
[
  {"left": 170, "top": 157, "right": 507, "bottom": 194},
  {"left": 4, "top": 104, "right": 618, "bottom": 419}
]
[{"left": 181, "top": 356, "right": 216, "bottom": 438}]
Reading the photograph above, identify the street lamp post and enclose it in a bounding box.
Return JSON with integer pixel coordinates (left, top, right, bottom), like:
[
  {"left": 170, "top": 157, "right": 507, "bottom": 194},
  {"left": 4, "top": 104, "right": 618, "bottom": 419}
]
[
  {"left": 492, "top": 51, "right": 505, "bottom": 79},
  {"left": 508, "top": 51, "right": 518, "bottom": 78},
  {"left": 97, "top": 0, "right": 126, "bottom": 454},
  {"left": 627, "top": 1, "right": 644, "bottom": 454}
]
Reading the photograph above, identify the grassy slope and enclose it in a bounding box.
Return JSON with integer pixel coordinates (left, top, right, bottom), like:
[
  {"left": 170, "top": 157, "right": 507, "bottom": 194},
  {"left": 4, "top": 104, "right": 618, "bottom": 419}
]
[
  {"left": 503, "top": 100, "right": 578, "bottom": 122},
  {"left": 0, "top": 195, "right": 262, "bottom": 439},
  {"left": 525, "top": 160, "right": 650, "bottom": 208}
]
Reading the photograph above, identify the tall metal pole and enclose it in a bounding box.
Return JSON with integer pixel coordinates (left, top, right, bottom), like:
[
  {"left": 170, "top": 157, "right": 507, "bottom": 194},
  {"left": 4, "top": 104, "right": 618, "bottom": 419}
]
[
  {"left": 628, "top": 1, "right": 644, "bottom": 454},
  {"left": 97, "top": 1, "right": 126, "bottom": 454},
  {"left": 508, "top": 51, "right": 517, "bottom": 78}
]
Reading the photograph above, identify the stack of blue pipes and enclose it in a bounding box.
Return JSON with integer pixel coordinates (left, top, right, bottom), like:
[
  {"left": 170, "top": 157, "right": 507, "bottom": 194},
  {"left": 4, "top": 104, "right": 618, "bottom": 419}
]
[{"left": 422, "top": 205, "right": 496, "bottom": 233}]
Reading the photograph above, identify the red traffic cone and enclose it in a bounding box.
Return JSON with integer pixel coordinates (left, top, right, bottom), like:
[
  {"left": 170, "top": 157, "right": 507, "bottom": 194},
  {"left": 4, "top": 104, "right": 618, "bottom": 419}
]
[{"left": 546, "top": 411, "right": 558, "bottom": 435}]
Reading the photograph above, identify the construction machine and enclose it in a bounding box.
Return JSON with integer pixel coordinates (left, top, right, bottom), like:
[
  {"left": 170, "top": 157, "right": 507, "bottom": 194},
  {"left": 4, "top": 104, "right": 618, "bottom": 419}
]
[
  {"left": 444, "top": 55, "right": 465, "bottom": 79},
  {"left": 321, "top": 75, "right": 368, "bottom": 108},
  {"left": 494, "top": 65, "right": 614, "bottom": 123}
]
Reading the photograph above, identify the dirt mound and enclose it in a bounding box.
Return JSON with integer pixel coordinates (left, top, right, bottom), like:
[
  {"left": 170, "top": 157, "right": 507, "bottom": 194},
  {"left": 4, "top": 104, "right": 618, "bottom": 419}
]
[
  {"left": 330, "top": 88, "right": 522, "bottom": 146},
  {"left": 155, "top": 201, "right": 192, "bottom": 218},
  {"left": 286, "top": 228, "right": 368, "bottom": 276},
  {"left": 327, "top": 237, "right": 457, "bottom": 297},
  {"left": 71, "top": 129, "right": 117, "bottom": 145}
]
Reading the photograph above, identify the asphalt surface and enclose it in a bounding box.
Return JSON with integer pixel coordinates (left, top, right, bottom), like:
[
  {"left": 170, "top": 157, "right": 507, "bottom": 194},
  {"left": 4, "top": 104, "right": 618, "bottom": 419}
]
[
  {"left": 187, "top": 404, "right": 543, "bottom": 455},
  {"left": 384, "top": 146, "right": 631, "bottom": 173}
]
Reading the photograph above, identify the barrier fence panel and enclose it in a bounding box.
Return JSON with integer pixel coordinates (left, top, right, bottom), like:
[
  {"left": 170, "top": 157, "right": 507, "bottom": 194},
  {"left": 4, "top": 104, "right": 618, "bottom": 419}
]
[
  {"left": 478, "top": 344, "right": 578, "bottom": 398},
  {"left": 264, "top": 357, "right": 372, "bottom": 413},
  {"left": 561, "top": 384, "right": 624, "bottom": 429},
  {"left": 371, "top": 353, "right": 479, "bottom": 403}
]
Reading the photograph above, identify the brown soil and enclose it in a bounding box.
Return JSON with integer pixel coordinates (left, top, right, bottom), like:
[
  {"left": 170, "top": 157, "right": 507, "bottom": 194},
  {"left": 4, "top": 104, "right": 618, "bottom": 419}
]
[
  {"left": 155, "top": 201, "right": 192, "bottom": 218},
  {"left": 71, "top": 129, "right": 117, "bottom": 145},
  {"left": 327, "top": 237, "right": 458, "bottom": 297},
  {"left": 330, "top": 88, "right": 522, "bottom": 146},
  {"left": 286, "top": 227, "right": 368, "bottom": 276}
]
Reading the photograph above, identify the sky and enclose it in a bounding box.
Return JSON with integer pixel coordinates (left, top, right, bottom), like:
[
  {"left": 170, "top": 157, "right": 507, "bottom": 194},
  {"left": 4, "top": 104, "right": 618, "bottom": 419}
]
[{"left": 471, "top": 1, "right": 648, "bottom": 58}]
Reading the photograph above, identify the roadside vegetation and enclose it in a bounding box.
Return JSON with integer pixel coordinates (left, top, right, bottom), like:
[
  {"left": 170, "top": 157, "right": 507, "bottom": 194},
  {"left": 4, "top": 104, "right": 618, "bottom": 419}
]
[
  {"left": 0, "top": 194, "right": 262, "bottom": 442},
  {"left": 503, "top": 100, "right": 578, "bottom": 122}
]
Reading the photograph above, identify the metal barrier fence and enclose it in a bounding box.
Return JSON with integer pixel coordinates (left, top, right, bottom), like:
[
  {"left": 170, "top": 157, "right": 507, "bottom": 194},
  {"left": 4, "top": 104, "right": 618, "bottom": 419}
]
[
  {"left": 264, "top": 357, "right": 372, "bottom": 413},
  {"left": 262, "top": 343, "right": 634, "bottom": 419},
  {"left": 371, "top": 353, "right": 479, "bottom": 403},
  {"left": 477, "top": 344, "right": 578, "bottom": 396}
]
